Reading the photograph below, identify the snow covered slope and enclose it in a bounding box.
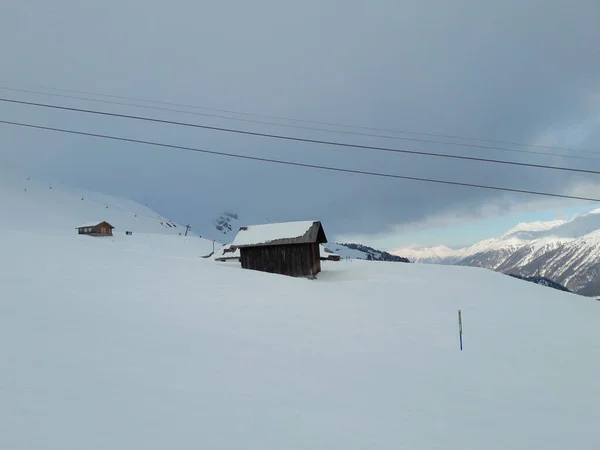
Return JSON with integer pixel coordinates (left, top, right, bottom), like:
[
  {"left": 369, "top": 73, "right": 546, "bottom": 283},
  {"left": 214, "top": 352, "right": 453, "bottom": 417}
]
[
  {"left": 2, "top": 228, "right": 599, "bottom": 450},
  {"left": 325, "top": 242, "right": 410, "bottom": 262},
  {"left": 0, "top": 170, "right": 218, "bottom": 255},
  {"left": 391, "top": 209, "right": 600, "bottom": 296},
  {"left": 0, "top": 170, "right": 188, "bottom": 235},
  {"left": 2, "top": 168, "right": 600, "bottom": 448}
]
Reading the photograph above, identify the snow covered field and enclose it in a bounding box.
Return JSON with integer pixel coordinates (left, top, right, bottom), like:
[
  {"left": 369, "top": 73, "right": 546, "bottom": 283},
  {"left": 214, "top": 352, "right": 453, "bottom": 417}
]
[
  {"left": 1, "top": 172, "right": 600, "bottom": 449},
  {"left": 2, "top": 228, "right": 600, "bottom": 449}
]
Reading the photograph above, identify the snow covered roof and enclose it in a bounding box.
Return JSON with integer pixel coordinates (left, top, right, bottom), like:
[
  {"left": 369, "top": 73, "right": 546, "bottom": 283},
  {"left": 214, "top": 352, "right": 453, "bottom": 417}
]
[
  {"left": 320, "top": 244, "right": 338, "bottom": 256},
  {"left": 232, "top": 221, "right": 327, "bottom": 247},
  {"left": 76, "top": 221, "right": 114, "bottom": 229},
  {"left": 214, "top": 244, "right": 240, "bottom": 259}
]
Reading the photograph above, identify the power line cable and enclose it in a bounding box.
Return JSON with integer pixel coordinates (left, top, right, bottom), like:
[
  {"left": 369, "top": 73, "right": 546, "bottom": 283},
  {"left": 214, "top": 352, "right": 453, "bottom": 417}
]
[
  {"left": 1, "top": 118, "right": 599, "bottom": 203},
  {"left": 1, "top": 86, "right": 598, "bottom": 161},
  {"left": 2, "top": 97, "right": 600, "bottom": 176},
  {"left": 2, "top": 80, "right": 589, "bottom": 154}
]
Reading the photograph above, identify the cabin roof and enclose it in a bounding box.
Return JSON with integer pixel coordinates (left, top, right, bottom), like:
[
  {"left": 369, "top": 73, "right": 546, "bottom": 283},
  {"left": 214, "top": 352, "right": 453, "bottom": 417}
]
[
  {"left": 76, "top": 221, "right": 114, "bottom": 229},
  {"left": 232, "top": 220, "right": 327, "bottom": 248},
  {"left": 214, "top": 244, "right": 241, "bottom": 259}
]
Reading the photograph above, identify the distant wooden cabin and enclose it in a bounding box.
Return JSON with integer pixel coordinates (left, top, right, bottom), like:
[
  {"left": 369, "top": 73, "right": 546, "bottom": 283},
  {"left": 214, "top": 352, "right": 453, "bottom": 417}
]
[
  {"left": 320, "top": 244, "right": 341, "bottom": 261},
  {"left": 76, "top": 221, "right": 114, "bottom": 237},
  {"left": 214, "top": 244, "right": 240, "bottom": 262},
  {"left": 232, "top": 221, "right": 327, "bottom": 278}
]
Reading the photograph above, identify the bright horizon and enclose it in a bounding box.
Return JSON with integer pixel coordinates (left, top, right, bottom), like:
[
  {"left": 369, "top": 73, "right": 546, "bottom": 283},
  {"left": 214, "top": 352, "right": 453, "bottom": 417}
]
[{"left": 334, "top": 203, "right": 598, "bottom": 252}]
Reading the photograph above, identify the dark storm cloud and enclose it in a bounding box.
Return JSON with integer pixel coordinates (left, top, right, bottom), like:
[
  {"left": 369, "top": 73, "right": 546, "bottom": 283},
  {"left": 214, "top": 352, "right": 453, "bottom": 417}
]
[{"left": 1, "top": 0, "right": 600, "bottom": 241}]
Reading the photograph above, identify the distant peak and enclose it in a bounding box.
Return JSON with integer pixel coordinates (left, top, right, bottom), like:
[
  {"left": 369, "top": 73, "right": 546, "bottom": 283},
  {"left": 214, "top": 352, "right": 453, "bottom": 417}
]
[
  {"left": 389, "top": 245, "right": 456, "bottom": 261},
  {"left": 501, "top": 220, "right": 566, "bottom": 238}
]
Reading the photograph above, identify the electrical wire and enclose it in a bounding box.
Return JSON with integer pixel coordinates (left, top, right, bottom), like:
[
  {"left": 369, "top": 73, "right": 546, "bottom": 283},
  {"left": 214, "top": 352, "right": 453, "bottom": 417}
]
[
  {"left": 1, "top": 86, "right": 598, "bottom": 161},
  {"left": 1, "top": 80, "right": 590, "bottom": 154},
  {"left": 2, "top": 118, "right": 599, "bottom": 203},
  {"left": 2, "top": 97, "right": 600, "bottom": 176}
]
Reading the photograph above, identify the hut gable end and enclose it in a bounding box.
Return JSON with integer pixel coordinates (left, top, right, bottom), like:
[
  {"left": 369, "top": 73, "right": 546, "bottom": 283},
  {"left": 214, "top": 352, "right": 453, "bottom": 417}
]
[{"left": 231, "top": 220, "right": 328, "bottom": 278}]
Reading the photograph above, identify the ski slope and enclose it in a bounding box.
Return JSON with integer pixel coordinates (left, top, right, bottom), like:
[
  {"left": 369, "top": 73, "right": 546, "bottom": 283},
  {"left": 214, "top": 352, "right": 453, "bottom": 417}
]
[
  {"left": 0, "top": 170, "right": 218, "bottom": 257},
  {"left": 1, "top": 227, "right": 599, "bottom": 450},
  {"left": 0, "top": 170, "right": 198, "bottom": 237}
]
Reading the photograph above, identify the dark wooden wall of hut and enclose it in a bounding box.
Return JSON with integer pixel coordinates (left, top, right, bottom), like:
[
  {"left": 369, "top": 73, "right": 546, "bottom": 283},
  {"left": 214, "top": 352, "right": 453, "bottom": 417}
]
[
  {"left": 77, "top": 224, "right": 113, "bottom": 236},
  {"left": 240, "top": 243, "right": 321, "bottom": 277}
]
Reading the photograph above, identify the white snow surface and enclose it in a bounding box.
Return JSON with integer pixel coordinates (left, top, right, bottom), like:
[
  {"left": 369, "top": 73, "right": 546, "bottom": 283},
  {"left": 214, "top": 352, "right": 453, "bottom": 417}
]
[
  {"left": 2, "top": 171, "right": 600, "bottom": 448},
  {"left": 323, "top": 243, "right": 372, "bottom": 259},
  {"left": 0, "top": 170, "right": 204, "bottom": 237},
  {"left": 0, "top": 170, "right": 218, "bottom": 256},
  {"left": 232, "top": 220, "right": 318, "bottom": 246},
  {"left": 2, "top": 229, "right": 600, "bottom": 450}
]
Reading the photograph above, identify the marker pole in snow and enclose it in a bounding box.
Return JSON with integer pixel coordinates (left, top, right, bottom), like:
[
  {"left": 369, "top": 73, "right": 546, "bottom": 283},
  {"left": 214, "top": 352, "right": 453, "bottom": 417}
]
[{"left": 458, "top": 310, "right": 463, "bottom": 351}]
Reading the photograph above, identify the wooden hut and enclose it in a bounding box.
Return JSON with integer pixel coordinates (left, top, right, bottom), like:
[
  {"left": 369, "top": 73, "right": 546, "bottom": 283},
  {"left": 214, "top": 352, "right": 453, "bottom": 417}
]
[
  {"left": 231, "top": 220, "right": 327, "bottom": 278},
  {"left": 76, "top": 221, "right": 114, "bottom": 237}
]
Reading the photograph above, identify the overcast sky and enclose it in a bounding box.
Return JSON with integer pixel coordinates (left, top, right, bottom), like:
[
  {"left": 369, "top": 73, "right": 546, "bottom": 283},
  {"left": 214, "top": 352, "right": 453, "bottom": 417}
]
[{"left": 2, "top": 0, "right": 600, "bottom": 249}]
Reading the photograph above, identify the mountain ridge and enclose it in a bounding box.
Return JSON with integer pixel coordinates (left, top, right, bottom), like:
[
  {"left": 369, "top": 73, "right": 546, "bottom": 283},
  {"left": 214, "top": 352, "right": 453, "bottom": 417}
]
[{"left": 391, "top": 209, "right": 600, "bottom": 296}]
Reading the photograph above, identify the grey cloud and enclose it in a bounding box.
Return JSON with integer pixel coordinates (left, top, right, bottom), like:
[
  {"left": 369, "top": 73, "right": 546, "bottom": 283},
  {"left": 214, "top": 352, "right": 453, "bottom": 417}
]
[{"left": 1, "top": 0, "right": 600, "bottom": 243}]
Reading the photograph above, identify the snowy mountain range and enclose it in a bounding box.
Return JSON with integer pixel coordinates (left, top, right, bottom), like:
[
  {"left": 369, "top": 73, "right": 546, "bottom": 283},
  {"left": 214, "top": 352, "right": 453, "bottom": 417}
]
[{"left": 391, "top": 209, "right": 600, "bottom": 297}]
